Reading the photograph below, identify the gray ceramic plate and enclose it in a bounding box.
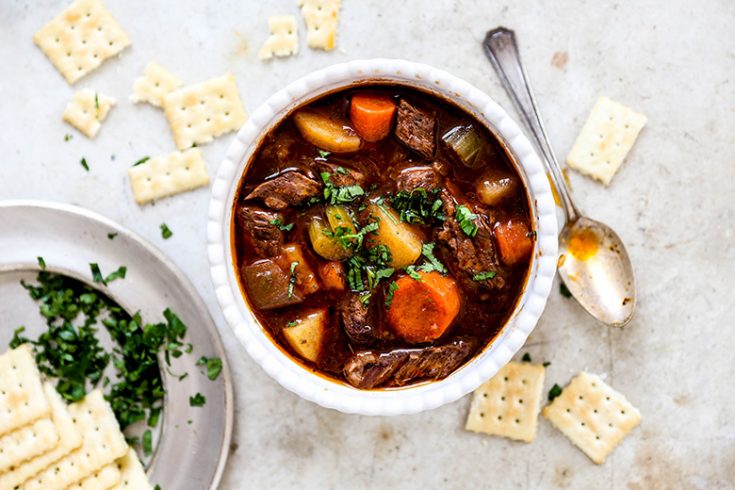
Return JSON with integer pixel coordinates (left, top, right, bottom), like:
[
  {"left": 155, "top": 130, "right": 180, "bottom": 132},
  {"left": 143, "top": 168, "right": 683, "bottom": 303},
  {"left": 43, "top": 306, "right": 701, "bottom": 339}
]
[{"left": 0, "top": 200, "right": 233, "bottom": 489}]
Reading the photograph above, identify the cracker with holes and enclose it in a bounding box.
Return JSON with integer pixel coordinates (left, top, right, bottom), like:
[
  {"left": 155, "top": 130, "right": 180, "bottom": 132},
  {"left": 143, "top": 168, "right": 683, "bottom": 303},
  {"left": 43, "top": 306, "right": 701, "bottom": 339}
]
[
  {"left": 131, "top": 62, "right": 183, "bottom": 108},
  {"left": 542, "top": 372, "right": 641, "bottom": 464},
  {"left": 112, "top": 449, "right": 154, "bottom": 490},
  {"left": 162, "top": 74, "right": 247, "bottom": 149},
  {"left": 23, "top": 390, "right": 128, "bottom": 490},
  {"left": 259, "top": 16, "right": 299, "bottom": 60},
  {"left": 0, "top": 345, "right": 50, "bottom": 437},
  {"left": 70, "top": 463, "right": 121, "bottom": 490},
  {"left": 128, "top": 147, "right": 209, "bottom": 204},
  {"left": 298, "top": 0, "right": 341, "bottom": 51},
  {"left": 465, "top": 361, "right": 545, "bottom": 442},
  {"left": 0, "top": 417, "right": 58, "bottom": 474},
  {"left": 566, "top": 96, "right": 646, "bottom": 185},
  {"left": 63, "top": 89, "right": 116, "bottom": 138},
  {"left": 0, "top": 383, "right": 83, "bottom": 489},
  {"left": 32, "top": 0, "right": 131, "bottom": 84}
]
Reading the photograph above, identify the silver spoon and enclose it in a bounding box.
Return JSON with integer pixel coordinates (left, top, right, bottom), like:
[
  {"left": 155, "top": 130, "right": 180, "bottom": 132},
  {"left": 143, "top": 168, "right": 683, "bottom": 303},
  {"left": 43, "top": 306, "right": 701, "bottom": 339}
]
[{"left": 483, "top": 27, "right": 635, "bottom": 327}]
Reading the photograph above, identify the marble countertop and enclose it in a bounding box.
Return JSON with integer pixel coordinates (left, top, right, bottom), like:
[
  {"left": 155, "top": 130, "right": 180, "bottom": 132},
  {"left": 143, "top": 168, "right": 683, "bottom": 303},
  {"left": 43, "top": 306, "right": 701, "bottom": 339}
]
[{"left": 1, "top": 1, "right": 734, "bottom": 488}]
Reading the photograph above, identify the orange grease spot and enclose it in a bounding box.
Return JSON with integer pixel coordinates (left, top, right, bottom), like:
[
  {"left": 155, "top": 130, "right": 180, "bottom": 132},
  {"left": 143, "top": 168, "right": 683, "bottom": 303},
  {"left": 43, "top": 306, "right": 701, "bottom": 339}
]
[{"left": 568, "top": 228, "right": 599, "bottom": 260}]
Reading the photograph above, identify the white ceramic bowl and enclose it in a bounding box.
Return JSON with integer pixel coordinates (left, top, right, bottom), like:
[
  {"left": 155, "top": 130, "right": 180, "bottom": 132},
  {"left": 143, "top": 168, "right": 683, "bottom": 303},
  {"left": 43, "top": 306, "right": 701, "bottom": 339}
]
[{"left": 208, "top": 59, "right": 558, "bottom": 415}]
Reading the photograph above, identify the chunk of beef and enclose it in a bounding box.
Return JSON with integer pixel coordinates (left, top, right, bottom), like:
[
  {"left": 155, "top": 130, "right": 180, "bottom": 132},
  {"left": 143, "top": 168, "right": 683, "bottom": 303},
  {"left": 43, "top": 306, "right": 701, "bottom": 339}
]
[
  {"left": 237, "top": 205, "right": 283, "bottom": 258},
  {"left": 395, "top": 166, "right": 442, "bottom": 192},
  {"left": 392, "top": 337, "right": 476, "bottom": 386},
  {"left": 395, "top": 99, "right": 436, "bottom": 159},
  {"left": 343, "top": 338, "right": 476, "bottom": 389},
  {"left": 339, "top": 294, "right": 376, "bottom": 344},
  {"left": 241, "top": 259, "right": 303, "bottom": 310},
  {"left": 316, "top": 162, "right": 366, "bottom": 188},
  {"left": 343, "top": 350, "right": 410, "bottom": 389},
  {"left": 245, "top": 171, "right": 321, "bottom": 210},
  {"left": 435, "top": 191, "right": 507, "bottom": 290}
]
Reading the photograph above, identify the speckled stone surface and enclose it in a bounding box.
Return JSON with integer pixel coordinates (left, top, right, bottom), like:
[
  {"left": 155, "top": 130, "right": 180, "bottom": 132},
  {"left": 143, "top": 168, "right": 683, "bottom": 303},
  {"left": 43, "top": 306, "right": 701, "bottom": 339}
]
[{"left": 1, "top": 1, "right": 734, "bottom": 488}]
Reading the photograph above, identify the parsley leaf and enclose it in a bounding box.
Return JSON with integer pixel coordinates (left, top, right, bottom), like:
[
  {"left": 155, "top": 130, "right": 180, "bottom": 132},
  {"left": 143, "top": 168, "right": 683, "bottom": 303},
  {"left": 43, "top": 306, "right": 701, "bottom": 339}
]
[
  {"left": 37, "top": 256, "right": 46, "bottom": 270},
  {"left": 543, "top": 361, "right": 551, "bottom": 367},
  {"left": 389, "top": 188, "right": 444, "bottom": 225},
  {"left": 94, "top": 93, "right": 100, "bottom": 110},
  {"left": 107, "top": 232, "right": 118, "bottom": 240},
  {"left": 269, "top": 218, "right": 294, "bottom": 231},
  {"left": 521, "top": 352, "right": 532, "bottom": 362},
  {"left": 472, "top": 271, "right": 497, "bottom": 281},
  {"left": 548, "top": 383, "right": 563, "bottom": 402},
  {"left": 133, "top": 156, "right": 150, "bottom": 167},
  {"left": 64, "top": 133, "right": 73, "bottom": 142},
  {"left": 160, "top": 223, "right": 173, "bottom": 240},
  {"left": 385, "top": 281, "right": 399, "bottom": 308},
  {"left": 321, "top": 172, "right": 365, "bottom": 204},
  {"left": 80, "top": 157, "right": 89, "bottom": 172},
  {"left": 90, "top": 263, "right": 105, "bottom": 284},
  {"left": 405, "top": 266, "right": 422, "bottom": 281},
  {"left": 286, "top": 321, "right": 298, "bottom": 327},
  {"left": 104, "top": 266, "right": 127, "bottom": 283},
  {"left": 455, "top": 205, "right": 478, "bottom": 237},
  {"left": 417, "top": 242, "right": 447, "bottom": 274},
  {"left": 142, "top": 429, "right": 153, "bottom": 456},
  {"left": 189, "top": 393, "right": 206, "bottom": 407},
  {"left": 196, "top": 356, "right": 223, "bottom": 381},
  {"left": 288, "top": 261, "right": 299, "bottom": 298},
  {"left": 559, "top": 282, "right": 572, "bottom": 298},
  {"left": 317, "top": 150, "right": 331, "bottom": 158}
]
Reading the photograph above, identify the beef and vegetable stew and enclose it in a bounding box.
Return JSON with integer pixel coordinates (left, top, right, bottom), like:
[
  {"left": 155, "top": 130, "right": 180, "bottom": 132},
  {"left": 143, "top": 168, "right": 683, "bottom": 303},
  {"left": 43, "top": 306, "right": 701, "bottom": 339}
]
[{"left": 232, "top": 85, "right": 535, "bottom": 389}]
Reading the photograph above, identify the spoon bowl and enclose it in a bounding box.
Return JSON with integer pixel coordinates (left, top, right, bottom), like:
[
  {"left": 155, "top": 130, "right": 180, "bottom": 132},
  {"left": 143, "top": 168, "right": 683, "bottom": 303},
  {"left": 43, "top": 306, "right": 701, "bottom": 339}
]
[{"left": 559, "top": 216, "right": 635, "bottom": 326}]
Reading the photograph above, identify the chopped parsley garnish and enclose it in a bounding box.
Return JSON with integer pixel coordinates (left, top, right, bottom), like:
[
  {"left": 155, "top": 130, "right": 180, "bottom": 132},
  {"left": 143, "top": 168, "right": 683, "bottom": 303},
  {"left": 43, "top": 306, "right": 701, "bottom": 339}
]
[
  {"left": 548, "top": 383, "right": 563, "bottom": 402},
  {"left": 405, "top": 266, "right": 422, "bottom": 281},
  {"left": 321, "top": 172, "right": 365, "bottom": 204},
  {"left": 559, "top": 282, "right": 572, "bottom": 298},
  {"left": 389, "top": 188, "right": 444, "bottom": 225},
  {"left": 317, "top": 150, "right": 331, "bottom": 158},
  {"left": 80, "top": 157, "right": 89, "bottom": 172},
  {"left": 521, "top": 352, "right": 532, "bottom": 362},
  {"left": 9, "top": 270, "right": 202, "bottom": 431},
  {"left": 527, "top": 230, "right": 537, "bottom": 239},
  {"left": 455, "top": 205, "right": 478, "bottom": 237},
  {"left": 288, "top": 261, "right": 299, "bottom": 297},
  {"left": 37, "top": 256, "right": 46, "bottom": 270},
  {"left": 90, "top": 263, "right": 105, "bottom": 284},
  {"left": 189, "top": 393, "right": 206, "bottom": 407},
  {"left": 94, "top": 93, "right": 100, "bottom": 110},
  {"left": 107, "top": 232, "right": 118, "bottom": 240},
  {"left": 133, "top": 156, "right": 150, "bottom": 167},
  {"left": 472, "top": 271, "right": 497, "bottom": 281},
  {"left": 160, "top": 223, "right": 173, "bottom": 240},
  {"left": 416, "top": 242, "right": 447, "bottom": 274},
  {"left": 64, "top": 133, "right": 73, "bottom": 142},
  {"left": 104, "top": 266, "right": 127, "bottom": 283},
  {"left": 385, "top": 281, "right": 399, "bottom": 308},
  {"left": 286, "top": 321, "right": 298, "bottom": 327},
  {"left": 269, "top": 218, "right": 294, "bottom": 231},
  {"left": 359, "top": 292, "right": 372, "bottom": 305},
  {"left": 196, "top": 356, "right": 223, "bottom": 381},
  {"left": 543, "top": 361, "right": 551, "bottom": 367},
  {"left": 142, "top": 429, "right": 153, "bottom": 456},
  {"left": 365, "top": 266, "right": 395, "bottom": 289},
  {"left": 335, "top": 166, "right": 348, "bottom": 175},
  {"left": 345, "top": 257, "right": 365, "bottom": 292}
]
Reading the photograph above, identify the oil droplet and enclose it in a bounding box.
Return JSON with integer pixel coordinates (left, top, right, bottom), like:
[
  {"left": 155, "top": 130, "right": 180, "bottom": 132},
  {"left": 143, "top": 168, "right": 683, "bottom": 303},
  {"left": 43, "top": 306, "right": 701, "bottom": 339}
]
[{"left": 568, "top": 228, "right": 599, "bottom": 260}]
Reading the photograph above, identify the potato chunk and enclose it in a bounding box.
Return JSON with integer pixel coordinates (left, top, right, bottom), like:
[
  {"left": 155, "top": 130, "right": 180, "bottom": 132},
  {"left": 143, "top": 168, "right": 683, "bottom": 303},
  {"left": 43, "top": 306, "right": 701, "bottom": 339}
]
[
  {"left": 367, "top": 203, "right": 422, "bottom": 268},
  {"left": 293, "top": 110, "right": 362, "bottom": 153},
  {"left": 282, "top": 309, "right": 327, "bottom": 362},
  {"left": 475, "top": 168, "right": 518, "bottom": 206},
  {"left": 274, "top": 243, "right": 320, "bottom": 295}
]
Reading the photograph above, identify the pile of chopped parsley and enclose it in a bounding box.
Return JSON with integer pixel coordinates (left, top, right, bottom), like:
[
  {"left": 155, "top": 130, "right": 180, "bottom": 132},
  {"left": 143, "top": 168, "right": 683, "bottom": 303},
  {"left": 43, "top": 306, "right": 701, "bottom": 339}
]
[{"left": 9, "top": 261, "right": 222, "bottom": 456}]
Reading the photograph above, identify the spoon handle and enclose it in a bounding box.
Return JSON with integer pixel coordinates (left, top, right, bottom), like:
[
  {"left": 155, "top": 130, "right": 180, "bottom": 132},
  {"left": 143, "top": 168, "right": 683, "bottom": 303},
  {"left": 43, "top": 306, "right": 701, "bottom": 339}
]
[{"left": 482, "top": 27, "right": 579, "bottom": 222}]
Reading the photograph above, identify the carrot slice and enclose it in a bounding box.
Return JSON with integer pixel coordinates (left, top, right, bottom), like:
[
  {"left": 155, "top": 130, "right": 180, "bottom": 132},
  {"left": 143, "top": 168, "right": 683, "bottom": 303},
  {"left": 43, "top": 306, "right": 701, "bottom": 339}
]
[
  {"left": 386, "top": 271, "right": 461, "bottom": 344},
  {"left": 493, "top": 219, "right": 533, "bottom": 265},
  {"left": 318, "top": 261, "right": 346, "bottom": 291},
  {"left": 349, "top": 93, "right": 396, "bottom": 142}
]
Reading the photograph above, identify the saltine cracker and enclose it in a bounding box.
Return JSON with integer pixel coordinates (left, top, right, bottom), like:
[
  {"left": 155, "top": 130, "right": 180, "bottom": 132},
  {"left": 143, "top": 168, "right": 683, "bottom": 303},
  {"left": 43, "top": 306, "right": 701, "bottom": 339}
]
[
  {"left": 130, "top": 62, "right": 183, "bottom": 108},
  {"left": 0, "top": 345, "right": 50, "bottom": 437},
  {"left": 63, "top": 89, "right": 116, "bottom": 138},
  {"left": 128, "top": 148, "right": 209, "bottom": 204},
  {"left": 259, "top": 16, "right": 299, "bottom": 60}
]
